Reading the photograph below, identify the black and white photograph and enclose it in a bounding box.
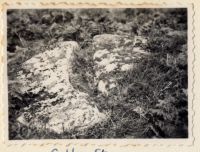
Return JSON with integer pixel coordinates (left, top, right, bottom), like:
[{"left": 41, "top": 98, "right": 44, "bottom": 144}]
[{"left": 7, "top": 8, "right": 188, "bottom": 139}]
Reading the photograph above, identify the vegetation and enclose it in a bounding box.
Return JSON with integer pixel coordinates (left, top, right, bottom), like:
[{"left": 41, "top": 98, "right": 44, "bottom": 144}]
[{"left": 8, "top": 8, "right": 188, "bottom": 139}]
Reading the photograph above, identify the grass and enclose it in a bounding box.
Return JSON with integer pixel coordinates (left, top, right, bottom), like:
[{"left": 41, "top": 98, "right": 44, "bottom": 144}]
[{"left": 8, "top": 8, "right": 188, "bottom": 139}]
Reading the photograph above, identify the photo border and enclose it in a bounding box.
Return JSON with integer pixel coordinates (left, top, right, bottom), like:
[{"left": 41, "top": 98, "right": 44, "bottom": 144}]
[{"left": 0, "top": 0, "right": 195, "bottom": 149}]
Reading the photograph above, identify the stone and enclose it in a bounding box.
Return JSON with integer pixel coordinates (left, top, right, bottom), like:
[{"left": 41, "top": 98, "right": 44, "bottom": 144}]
[
  {"left": 121, "top": 64, "right": 133, "bottom": 71},
  {"left": 16, "top": 41, "right": 108, "bottom": 134},
  {"left": 98, "top": 80, "right": 109, "bottom": 96},
  {"left": 93, "top": 34, "right": 149, "bottom": 96}
]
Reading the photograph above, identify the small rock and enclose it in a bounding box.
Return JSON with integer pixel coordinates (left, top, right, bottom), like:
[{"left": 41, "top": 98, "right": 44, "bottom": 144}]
[
  {"left": 98, "top": 80, "right": 108, "bottom": 96},
  {"left": 121, "top": 64, "right": 133, "bottom": 71}
]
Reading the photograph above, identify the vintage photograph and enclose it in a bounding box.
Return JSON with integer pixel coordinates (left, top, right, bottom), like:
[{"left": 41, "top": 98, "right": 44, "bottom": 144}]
[{"left": 7, "top": 8, "right": 188, "bottom": 139}]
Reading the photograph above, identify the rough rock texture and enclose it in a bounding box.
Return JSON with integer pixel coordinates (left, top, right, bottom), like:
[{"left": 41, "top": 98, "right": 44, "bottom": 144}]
[
  {"left": 16, "top": 41, "right": 107, "bottom": 134},
  {"left": 93, "top": 34, "right": 149, "bottom": 95}
]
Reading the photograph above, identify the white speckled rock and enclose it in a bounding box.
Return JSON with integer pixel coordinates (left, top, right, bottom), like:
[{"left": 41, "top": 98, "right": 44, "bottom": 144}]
[
  {"left": 16, "top": 41, "right": 108, "bottom": 134},
  {"left": 93, "top": 34, "right": 149, "bottom": 95}
]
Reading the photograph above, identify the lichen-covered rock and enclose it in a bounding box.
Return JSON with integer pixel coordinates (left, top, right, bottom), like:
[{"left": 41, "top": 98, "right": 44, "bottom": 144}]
[
  {"left": 16, "top": 41, "right": 108, "bottom": 134},
  {"left": 93, "top": 34, "right": 149, "bottom": 95}
]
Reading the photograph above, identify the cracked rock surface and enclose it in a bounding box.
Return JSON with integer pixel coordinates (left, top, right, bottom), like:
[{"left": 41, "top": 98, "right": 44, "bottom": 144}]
[
  {"left": 16, "top": 34, "right": 149, "bottom": 134},
  {"left": 93, "top": 34, "right": 149, "bottom": 96},
  {"left": 16, "top": 41, "right": 107, "bottom": 134}
]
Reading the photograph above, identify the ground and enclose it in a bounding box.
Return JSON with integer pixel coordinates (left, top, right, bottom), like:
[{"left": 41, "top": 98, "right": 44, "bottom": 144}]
[{"left": 8, "top": 8, "right": 188, "bottom": 139}]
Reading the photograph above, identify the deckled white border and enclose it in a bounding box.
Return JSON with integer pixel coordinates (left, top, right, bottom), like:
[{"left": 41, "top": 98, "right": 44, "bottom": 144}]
[{"left": 0, "top": 1, "right": 195, "bottom": 147}]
